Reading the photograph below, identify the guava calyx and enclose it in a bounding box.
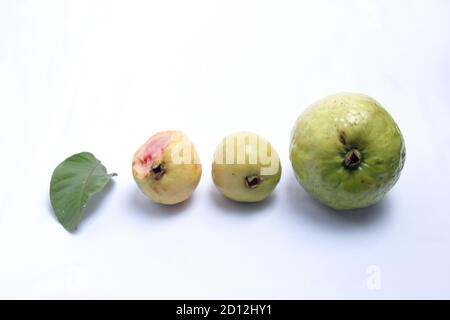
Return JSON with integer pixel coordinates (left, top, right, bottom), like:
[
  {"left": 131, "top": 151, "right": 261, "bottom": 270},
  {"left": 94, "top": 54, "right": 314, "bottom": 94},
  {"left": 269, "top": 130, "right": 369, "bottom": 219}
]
[
  {"left": 245, "top": 175, "right": 262, "bottom": 189},
  {"left": 151, "top": 161, "right": 165, "bottom": 180},
  {"left": 343, "top": 148, "right": 362, "bottom": 170}
]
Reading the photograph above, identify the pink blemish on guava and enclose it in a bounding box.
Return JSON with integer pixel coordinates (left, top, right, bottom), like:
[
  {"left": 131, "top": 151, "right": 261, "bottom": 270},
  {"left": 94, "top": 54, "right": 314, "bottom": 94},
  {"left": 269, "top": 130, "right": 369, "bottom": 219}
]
[
  {"left": 139, "top": 133, "right": 172, "bottom": 169},
  {"left": 139, "top": 154, "right": 152, "bottom": 167}
]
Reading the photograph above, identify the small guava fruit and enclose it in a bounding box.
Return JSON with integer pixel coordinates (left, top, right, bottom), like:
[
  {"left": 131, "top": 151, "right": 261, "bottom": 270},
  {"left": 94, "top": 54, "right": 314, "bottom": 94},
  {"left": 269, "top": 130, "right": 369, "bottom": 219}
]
[
  {"left": 211, "top": 132, "right": 282, "bottom": 203},
  {"left": 290, "top": 93, "right": 406, "bottom": 210},
  {"left": 132, "top": 131, "right": 202, "bottom": 205}
]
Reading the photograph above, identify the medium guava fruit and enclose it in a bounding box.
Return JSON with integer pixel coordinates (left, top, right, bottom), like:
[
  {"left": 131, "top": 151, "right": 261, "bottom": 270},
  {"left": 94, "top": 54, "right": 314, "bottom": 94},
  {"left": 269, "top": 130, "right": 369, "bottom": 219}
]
[
  {"left": 290, "top": 93, "right": 406, "bottom": 210},
  {"left": 212, "top": 132, "right": 282, "bottom": 203},
  {"left": 132, "top": 131, "right": 202, "bottom": 205}
]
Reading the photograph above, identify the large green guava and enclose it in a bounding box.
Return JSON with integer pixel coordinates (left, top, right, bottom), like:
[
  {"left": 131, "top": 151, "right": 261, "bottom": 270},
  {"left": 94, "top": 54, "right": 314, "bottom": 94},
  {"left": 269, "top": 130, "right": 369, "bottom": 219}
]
[{"left": 290, "top": 93, "right": 406, "bottom": 210}]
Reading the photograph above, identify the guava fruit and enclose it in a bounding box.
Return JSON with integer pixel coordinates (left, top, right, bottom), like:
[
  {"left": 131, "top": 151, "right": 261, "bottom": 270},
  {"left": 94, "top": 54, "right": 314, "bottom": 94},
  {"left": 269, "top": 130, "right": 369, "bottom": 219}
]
[
  {"left": 212, "top": 132, "right": 282, "bottom": 203},
  {"left": 132, "top": 131, "right": 202, "bottom": 205},
  {"left": 290, "top": 93, "right": 406, "bottom": 210}
]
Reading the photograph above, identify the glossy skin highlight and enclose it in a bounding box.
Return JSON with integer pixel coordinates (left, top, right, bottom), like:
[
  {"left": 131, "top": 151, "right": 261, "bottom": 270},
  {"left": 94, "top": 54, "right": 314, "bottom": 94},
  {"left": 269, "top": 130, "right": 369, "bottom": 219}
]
[
  {"left": 290, "top": 93, "right": 406, "bottom": 210},
  {"left": 132, "top": 131, "right": 202, "bottom": 205}
]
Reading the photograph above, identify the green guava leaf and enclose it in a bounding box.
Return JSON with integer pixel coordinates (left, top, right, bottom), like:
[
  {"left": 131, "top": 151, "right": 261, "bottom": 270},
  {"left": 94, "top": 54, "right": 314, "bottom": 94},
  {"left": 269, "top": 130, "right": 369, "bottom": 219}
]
[{"left": 50, "top": 152, "right": 117, "bottom": 231}]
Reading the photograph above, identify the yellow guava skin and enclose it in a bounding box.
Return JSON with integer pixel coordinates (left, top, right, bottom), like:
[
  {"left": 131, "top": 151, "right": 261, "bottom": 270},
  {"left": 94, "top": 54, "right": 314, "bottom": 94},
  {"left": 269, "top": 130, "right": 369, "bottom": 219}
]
[
  {"left": 212, "top": 132, "right": 282, "bottom": 203},
  {"left": 132, "top": 131, "right": 202, "bottom": 205},
  {"left": 290, "top": 93, "right": 406, "bottom": 210}
]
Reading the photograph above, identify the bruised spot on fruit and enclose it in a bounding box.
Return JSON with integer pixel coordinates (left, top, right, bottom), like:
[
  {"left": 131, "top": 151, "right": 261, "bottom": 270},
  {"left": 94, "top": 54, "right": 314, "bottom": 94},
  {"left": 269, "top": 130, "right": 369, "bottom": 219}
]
[
  {"left": 151, "top": 162, "right": 165, "bottom": 180},
  {"left": 343, "top": 149, "right": 362, "bottom": 170},
  {"left": 140, "top": 154, "right": 152, "bottom": 166},
  {"left": 245, "top": 175, "right": 262, "bottom": 189},
  {"left": 133, "top": 134, "right": 172, "bottom": 179}
]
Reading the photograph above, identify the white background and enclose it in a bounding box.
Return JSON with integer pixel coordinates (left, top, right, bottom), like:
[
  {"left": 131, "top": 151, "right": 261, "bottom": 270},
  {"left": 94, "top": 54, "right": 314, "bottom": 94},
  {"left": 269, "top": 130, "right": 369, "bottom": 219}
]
[{"left": 1, "top": 0, "right": 449, "bottom": 299}]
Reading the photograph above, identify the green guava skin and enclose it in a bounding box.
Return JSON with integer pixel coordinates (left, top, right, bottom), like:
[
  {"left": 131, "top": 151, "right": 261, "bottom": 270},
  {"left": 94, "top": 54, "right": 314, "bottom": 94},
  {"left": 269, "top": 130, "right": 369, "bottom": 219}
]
[
  {"left": 212, "top": 132, "right": 282, "bottom": 203},
  {"left": 290, "top": 93, "right": 406, "bottom": 210}
]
